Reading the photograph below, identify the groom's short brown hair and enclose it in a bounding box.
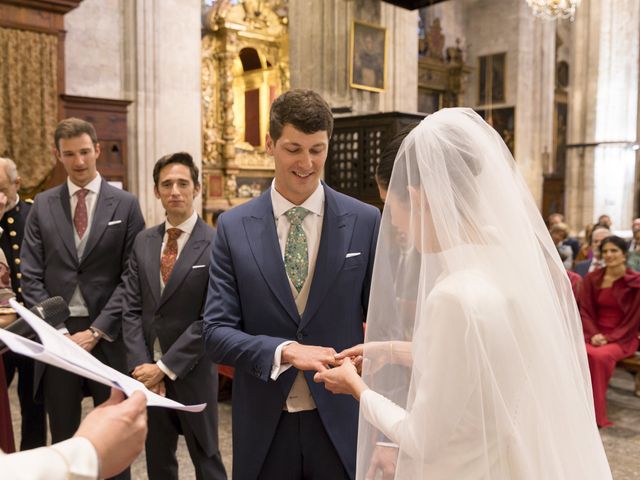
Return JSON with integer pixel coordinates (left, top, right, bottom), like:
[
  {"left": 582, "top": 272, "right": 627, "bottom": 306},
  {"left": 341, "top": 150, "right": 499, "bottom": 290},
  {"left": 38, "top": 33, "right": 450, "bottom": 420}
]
[{"left": 269, "top": 89, "right": 334, "bottom": 142}]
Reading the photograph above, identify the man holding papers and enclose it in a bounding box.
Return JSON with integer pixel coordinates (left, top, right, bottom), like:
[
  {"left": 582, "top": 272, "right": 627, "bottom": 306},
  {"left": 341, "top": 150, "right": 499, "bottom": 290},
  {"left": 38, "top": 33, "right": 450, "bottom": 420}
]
[{"left": 121, "top": 153, "right": 226, "bottom": 480}]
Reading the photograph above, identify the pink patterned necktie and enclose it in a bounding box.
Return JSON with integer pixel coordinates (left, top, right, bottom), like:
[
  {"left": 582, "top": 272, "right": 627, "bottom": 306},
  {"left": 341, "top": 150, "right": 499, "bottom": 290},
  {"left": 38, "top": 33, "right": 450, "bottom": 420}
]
[
  {"left": 74, "top": 189, "right": 89, "bottom": 239},
  {"left": 161, "top": 228, "right": 183, "bottom": 284}
]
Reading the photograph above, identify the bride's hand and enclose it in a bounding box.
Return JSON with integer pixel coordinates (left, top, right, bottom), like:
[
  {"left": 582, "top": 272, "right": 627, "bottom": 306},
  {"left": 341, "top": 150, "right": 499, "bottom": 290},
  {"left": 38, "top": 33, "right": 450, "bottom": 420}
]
[
  {"left": 336, "top": 343, "right": 365, "bottom": 360},
  {"left": 313, "top": 359, "right": 369, "bottom": 400}
]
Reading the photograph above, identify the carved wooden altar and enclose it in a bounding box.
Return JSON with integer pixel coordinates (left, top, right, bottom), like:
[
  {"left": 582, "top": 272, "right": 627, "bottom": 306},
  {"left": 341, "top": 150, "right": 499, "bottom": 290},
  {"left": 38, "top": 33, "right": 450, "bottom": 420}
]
[
  {"left": 201, "top": 0, "right": 289, "bottom": 219},
  {"left": 417, "top": 17, "right": 470, "bottom": 113}
]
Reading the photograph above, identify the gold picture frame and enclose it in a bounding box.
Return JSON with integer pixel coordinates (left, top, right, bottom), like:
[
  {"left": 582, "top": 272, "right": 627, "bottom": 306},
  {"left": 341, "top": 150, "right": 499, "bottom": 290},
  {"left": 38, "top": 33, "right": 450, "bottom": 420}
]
[{"left": 350, "top": 20, "right": 387, "bottom": 92}]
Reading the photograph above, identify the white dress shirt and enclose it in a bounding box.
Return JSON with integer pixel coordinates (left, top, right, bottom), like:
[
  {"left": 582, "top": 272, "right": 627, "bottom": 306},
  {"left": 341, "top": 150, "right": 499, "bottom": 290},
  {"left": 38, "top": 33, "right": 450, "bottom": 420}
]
[
  {"left": 269, "top": 182, "right": 325, "bottom": 412},
  {"left": 0, "top": 437, "right": 98, "bottom": 479},
  {"left": 67, "top": 175, "right": 102, "bottom": 319},
  {"left": 155, "top": 210, "right": 199, "bottom": 380}
]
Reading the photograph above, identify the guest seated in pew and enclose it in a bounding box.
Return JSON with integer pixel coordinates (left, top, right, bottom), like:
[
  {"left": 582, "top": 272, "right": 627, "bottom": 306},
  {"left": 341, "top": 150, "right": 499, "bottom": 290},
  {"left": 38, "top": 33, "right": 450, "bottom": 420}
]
[{"left": 578, "top": 235, "right": 640, "bottom": 427}]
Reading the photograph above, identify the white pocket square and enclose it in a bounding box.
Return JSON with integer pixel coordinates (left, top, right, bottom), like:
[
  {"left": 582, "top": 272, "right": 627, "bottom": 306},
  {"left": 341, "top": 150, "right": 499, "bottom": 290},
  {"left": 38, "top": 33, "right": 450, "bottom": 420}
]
[
  {"left": 192, "top": 264, "right": 206, "bottom": 269},
  {"left": 345, "top": 252, "right": 361, "bottom": 258},
  {"left": 107, "top": 220, "right": 122, "bottom": 226}
]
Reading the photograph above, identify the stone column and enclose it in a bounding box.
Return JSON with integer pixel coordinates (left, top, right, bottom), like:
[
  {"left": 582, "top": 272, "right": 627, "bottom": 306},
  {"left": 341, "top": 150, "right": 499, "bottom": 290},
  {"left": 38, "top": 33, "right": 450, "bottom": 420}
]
[
  {"left": 380, "top": 3, "right": 419, "bottom": 113},
  {"left": 124, "top": 0, "right": 203, "bottom": 225},
  {"left": 513, "top": 2, "right": 555, "bottom": 206},
  {"left": 566, "top": 0, "right": 640, "bottom": 231}
]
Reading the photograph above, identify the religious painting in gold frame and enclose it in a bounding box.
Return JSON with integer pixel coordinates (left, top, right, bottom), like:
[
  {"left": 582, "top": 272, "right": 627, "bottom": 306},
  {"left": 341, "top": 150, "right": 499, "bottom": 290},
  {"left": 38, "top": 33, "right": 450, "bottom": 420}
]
[{"left": 350, "top": 20, "right": 387, "bottom": 92}]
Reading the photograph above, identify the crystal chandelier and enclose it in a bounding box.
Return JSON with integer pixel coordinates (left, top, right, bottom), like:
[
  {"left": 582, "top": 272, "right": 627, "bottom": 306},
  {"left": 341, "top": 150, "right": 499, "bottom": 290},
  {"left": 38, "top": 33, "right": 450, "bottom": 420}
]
[{"left": 525, "top": 0, "right": 580, "bottom": 21}]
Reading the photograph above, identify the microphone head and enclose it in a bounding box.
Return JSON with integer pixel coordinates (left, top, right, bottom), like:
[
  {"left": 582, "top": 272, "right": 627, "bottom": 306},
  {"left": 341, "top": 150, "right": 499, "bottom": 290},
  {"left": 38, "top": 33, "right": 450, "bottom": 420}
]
[{"left": 31, "top": 296, "right": 69, "bottom": 328}]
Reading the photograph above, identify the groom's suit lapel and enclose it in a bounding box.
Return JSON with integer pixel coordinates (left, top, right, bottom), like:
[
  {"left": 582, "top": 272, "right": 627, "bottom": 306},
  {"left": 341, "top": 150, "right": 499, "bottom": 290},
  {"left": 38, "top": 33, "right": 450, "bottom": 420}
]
[
  {"left": 243, "top": 190, "right": 300, "bottom": 325},
  {"left": 300, "top": 185, "right": 355, "bottom": 331}
]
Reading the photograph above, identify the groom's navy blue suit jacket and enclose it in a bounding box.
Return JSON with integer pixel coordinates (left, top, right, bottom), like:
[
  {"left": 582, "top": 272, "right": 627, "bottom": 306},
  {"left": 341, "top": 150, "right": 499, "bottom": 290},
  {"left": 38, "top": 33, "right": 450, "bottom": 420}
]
[{"left": 204, "top": 184, "right": 380, "bottom": 480}]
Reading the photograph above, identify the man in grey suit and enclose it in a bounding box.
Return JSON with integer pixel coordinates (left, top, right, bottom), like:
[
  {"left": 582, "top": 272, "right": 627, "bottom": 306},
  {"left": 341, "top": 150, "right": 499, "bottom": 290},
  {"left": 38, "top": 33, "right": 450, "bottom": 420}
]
[
  {"left": 21, "top": 118, "right": 145, "bottom": 479},
  {"left": 122, "top": 152, "right": 226, "bottom": 480}
]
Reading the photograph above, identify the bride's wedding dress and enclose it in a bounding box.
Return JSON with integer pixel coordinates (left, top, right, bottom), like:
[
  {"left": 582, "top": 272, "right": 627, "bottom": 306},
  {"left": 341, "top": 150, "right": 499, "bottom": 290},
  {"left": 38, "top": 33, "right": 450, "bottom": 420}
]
[{"left": 356, "top": 109, "right": 612, "bottom": 479}]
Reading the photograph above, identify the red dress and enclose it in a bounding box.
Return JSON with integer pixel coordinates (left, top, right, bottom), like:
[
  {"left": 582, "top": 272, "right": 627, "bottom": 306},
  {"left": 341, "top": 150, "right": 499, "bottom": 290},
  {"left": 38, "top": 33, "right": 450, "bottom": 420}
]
[{"left": 579, "top": 268, "right": 640, "bottom": 427}]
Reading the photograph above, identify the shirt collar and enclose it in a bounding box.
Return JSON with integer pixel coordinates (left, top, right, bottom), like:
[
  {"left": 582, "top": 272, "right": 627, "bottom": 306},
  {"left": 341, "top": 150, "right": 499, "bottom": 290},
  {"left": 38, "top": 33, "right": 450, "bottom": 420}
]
[
  {"left": 68, "top": 174, "right": 102, "bottom": 197},
  {"left": 165, "top": 209, "right": 198, "bottom": 235},
  {"left": 270, "top": 180, "right": 324, "bottom": 219}
]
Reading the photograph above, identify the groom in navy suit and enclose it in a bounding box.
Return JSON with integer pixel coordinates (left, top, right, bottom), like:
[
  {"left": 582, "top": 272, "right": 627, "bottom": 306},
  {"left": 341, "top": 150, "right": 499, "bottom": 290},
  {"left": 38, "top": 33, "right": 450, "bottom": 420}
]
[{"left": 204, "top": 90, "right": 380, "bottom": 479}]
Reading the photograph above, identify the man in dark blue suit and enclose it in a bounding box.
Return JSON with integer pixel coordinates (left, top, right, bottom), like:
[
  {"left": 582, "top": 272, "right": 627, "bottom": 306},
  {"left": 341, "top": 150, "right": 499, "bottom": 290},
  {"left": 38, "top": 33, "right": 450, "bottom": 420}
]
[{"left": 204, "top": 90, "right": 380, "bottom": 480}]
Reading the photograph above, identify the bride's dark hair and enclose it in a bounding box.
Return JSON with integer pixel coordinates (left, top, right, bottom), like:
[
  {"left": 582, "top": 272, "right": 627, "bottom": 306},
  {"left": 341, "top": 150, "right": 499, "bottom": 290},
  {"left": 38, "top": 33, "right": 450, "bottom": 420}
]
[{"left": 376, "top": 123, "right": 419, "bottom": 190}]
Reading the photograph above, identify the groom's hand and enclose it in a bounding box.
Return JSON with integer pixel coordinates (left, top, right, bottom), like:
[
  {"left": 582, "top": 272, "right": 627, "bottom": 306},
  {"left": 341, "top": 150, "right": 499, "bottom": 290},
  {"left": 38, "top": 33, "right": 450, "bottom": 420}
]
[{"left": 281, "top": 343, "right": 338, "bottom": 372}]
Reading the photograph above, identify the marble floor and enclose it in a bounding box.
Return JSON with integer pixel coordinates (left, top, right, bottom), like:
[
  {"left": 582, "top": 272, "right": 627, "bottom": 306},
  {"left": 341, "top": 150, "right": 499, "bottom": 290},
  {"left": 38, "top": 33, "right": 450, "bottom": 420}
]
[{"left": 8, "top": 369, "right": 640, "bottom": 479}]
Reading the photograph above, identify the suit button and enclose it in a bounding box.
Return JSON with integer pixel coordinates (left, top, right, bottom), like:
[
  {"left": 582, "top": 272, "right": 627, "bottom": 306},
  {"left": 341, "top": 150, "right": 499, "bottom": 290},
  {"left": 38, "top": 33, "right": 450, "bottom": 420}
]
[
  {"left": 16, "top": 273, "right": 21, "bottom": 279},
  {"left": 14, "top": 258, "right": 20, "bottom": 265},
  {"left": 9, "top": 231, "right": 16, "bottom": 237},
  {"left": 296, "top": 332, "right": 303, "bottom": 341}
]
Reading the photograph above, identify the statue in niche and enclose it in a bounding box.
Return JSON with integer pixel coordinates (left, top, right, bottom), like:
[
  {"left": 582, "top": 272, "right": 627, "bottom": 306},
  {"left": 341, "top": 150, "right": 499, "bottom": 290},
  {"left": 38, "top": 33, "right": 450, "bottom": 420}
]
[
  {"left": 446, "top": 38, "right": 464, "bottom": 64},
  {"left": 426, "top": 18, "right": 445, "bottom": 61}
]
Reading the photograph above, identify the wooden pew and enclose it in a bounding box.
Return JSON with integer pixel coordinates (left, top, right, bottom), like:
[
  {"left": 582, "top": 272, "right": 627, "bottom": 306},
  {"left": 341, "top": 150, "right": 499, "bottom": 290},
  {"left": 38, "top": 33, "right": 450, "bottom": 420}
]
[{"left": 617, "top": 354, "right": 640, "bottom": 397}]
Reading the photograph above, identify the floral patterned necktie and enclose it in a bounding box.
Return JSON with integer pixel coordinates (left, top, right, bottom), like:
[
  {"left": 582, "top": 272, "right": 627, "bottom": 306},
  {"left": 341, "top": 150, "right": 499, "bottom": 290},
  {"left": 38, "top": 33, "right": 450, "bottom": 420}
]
[
  {"left": 284, "top": 207, "right": 310, "bottom": 292},
  {"left": 161, "top": 228, "right": 182, "bottom": 284}
]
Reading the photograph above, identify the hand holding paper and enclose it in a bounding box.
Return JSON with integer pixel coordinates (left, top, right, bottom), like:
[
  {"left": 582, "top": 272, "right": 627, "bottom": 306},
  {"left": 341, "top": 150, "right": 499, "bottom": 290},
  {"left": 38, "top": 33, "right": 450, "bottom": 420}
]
[{"left": 0, "top": 298, "right": 205, "bottom": 412}]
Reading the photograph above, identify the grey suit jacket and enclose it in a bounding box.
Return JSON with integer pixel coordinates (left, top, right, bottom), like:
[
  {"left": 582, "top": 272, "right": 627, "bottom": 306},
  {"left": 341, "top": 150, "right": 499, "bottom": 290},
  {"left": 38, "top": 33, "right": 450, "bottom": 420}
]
[
  {"left": 121, "top": 217, "right": 220, "bottom": 456},
  {"left": 21, "top": 180, "right": 145, "bottom": 371}
]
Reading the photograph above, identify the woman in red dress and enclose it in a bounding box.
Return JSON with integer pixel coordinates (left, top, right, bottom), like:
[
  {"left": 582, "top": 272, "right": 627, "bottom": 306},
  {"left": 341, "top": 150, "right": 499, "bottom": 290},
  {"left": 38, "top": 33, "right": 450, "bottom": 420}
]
[{"left": 579, "top": 235, "right": 640, "bottom": 427}]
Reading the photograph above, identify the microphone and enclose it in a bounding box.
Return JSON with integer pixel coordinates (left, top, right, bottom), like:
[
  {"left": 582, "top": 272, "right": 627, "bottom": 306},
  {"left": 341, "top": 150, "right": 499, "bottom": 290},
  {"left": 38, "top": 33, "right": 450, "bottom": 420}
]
[{"left": 0, "top": 296, "right": 69, "bottom": 354}]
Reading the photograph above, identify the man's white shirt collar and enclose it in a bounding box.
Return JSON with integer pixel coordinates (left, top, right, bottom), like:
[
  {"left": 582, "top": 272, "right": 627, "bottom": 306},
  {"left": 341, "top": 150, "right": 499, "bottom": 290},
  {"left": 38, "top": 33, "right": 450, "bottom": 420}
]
[
  {"left": 164, "top": 209, "right": 198, "bottom": 235},
  {"left": 67, "top": 174, "right": 101, "bottom": 196},
  {"left": 270, "top": 181, "right": 324, "bottom": 219}
]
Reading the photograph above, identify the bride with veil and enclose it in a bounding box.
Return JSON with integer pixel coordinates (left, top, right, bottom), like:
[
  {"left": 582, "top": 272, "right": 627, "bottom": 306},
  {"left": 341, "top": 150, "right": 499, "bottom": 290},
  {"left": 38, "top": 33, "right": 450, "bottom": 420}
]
[{"left": 314, "top": 108, "right": 612, "bottom": 479}]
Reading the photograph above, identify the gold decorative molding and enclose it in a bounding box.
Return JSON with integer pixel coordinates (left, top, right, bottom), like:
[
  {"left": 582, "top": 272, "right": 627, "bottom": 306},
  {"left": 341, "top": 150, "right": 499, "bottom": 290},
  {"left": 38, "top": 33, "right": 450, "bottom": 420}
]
[{"left": 201, "top": 0, "right": 288, "bottom": 214}]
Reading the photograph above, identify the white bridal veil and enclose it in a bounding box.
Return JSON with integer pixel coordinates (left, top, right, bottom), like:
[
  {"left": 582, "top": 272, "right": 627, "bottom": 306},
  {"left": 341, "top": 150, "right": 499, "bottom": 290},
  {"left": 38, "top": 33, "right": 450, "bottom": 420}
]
[{"left": 357, "top": 108, "right": 612, "bottom": 479}]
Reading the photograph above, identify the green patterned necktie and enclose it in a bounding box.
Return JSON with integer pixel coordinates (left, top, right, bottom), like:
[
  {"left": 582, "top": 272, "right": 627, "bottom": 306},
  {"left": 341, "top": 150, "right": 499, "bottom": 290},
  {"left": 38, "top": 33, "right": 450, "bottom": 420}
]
[{"left": 284, "top": 206, "right": 311, "bottom": 292}]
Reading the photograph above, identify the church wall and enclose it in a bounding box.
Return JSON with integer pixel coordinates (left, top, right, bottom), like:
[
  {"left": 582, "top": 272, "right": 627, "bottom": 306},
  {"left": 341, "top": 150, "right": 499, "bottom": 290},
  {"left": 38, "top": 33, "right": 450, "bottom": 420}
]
[
  {"left": 380, "top": 3, "right": 419, "bottom": 113},
  {"left": 289, "top": 0, "right": 417, "bottom": 114},
  {"left": 63, "top": 0, "right": 202, "bottom": 225},
  {"left": 424, "top": 0, "right": 554, "bottom": 207},
  {"left": 65, "top": 0, "right": 125, "bottom": 99}
]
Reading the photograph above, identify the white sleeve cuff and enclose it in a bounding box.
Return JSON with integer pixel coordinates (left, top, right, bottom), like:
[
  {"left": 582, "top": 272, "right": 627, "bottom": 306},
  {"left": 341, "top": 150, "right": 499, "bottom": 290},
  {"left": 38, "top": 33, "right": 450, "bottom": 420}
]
[
  {"left": 157, "top": 359, "right": 177, "bottom": 381},
  {"left": 58, "top": 327, "right": 69, "bottom": 335},
  {"left": 51, "top": 437, "right": 99, "bottom": 479},
  {"left": 270, "top": 340, "right": 296, "bottom": 380}
]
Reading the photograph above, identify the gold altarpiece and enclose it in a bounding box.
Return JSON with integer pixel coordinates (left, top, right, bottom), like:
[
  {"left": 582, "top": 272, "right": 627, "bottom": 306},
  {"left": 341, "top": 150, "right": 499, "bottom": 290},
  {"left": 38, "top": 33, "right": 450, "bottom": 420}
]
[{"left": 201, "top": 1, "right": 289, "bottom": 219}]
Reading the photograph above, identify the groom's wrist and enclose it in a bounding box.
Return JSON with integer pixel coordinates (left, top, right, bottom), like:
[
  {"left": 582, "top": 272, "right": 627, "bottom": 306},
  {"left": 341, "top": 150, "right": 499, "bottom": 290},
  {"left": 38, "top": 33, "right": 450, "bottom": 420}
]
[{"left": 281, "top": 342, "right": 300, "bottom": 364}]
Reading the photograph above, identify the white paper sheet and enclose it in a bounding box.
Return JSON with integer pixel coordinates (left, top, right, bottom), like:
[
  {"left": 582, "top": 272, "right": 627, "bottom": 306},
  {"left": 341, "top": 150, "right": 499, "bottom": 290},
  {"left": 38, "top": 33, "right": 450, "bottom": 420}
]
[{"left": 0, "top": 299, "right": 206, "bottom": 412}]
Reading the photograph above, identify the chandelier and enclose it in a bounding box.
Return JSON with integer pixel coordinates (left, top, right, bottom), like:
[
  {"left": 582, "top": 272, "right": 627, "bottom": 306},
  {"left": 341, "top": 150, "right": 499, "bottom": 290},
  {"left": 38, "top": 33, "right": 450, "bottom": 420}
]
[{"left": 525, "top": 0, "right": 580, "bottom": 21}]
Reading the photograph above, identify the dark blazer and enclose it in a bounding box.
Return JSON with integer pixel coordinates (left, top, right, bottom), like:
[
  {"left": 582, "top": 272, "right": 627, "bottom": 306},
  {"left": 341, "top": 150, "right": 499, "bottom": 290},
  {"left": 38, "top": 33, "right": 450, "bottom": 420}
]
[
  {"left": 122, "top": 217, "right": 221, "bottom": 457},
  {"left": 203, "top": 184, "right": 381, "bottom": 480},
  {"left": 574, "top": 258, "right": 593, "bottom": 278},
  {"left": 21, "top": 180, "right": 145, "bottom": 374},
  {"left": 0, "top": 199, "right": 32, "bottom": 302}
]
